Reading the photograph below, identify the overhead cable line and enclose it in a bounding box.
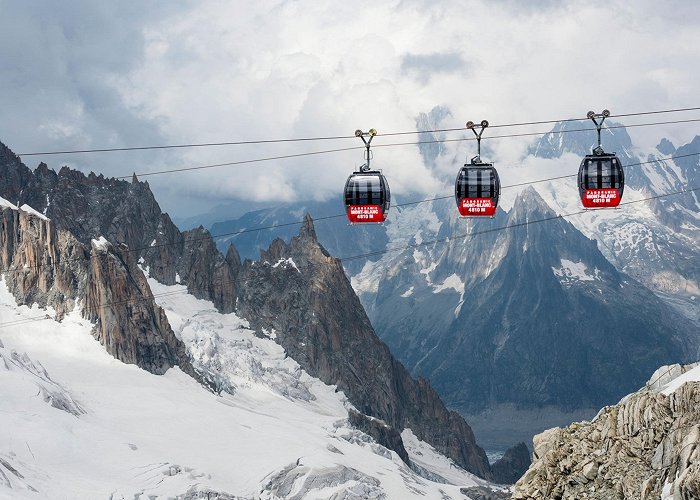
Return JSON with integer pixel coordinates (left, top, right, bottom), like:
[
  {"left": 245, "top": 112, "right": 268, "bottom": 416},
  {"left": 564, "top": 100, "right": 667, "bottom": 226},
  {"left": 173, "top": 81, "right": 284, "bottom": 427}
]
[
  {"left": 379, "top": 106, "right": 700, "bottom": 136},
  {"left": 0, "top": 151, "right": 698, "bottom": 278},
  {"left": 14, "top": 106, "right": 700, "bottom": 157},
  {"left": 1, "top": 184, "right": 698, "bottom": 330},
  {"left": 96, "top": 117, "right": 700, "bottom": 180},
  {"left": 340, "top": 185, "right": 700, "bottom": 262},
  {"left": 372, "top": 118, "right": 700, "bottom": 150}
]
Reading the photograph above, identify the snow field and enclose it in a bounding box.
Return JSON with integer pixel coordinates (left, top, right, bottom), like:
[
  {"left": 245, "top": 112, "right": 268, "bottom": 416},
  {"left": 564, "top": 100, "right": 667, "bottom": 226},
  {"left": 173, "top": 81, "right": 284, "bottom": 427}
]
[{"left": 0, "top": 278, "right": 492, "bottom": 499}]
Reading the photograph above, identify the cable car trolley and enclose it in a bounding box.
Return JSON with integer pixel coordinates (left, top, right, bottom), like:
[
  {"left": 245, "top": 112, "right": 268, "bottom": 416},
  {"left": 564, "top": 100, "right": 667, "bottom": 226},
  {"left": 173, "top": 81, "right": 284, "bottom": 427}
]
[
  {"left": 578, "top": 110, "right": 624, "bottom": 208},
  {"left": 344, "top": 128, "right": 391, "bottom": 224},
  {"left": 455, "top": 120, "right": 500, "bottom": 217}
]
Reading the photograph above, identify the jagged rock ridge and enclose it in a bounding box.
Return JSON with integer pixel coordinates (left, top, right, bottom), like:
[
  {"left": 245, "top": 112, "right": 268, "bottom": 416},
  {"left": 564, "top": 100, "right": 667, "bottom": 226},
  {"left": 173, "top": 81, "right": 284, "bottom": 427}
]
[
  {"left": 514, "top": 363, "right": 700, "bottom": 499},
  {"left": 235, "top": 215, "right": 491, "bottom": 478}
]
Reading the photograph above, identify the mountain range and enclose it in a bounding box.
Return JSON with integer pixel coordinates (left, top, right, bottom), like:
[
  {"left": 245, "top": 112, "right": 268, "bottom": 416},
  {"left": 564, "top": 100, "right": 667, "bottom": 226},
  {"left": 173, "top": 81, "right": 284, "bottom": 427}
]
[
  {"left": 0, "top": 139, "right": 527, "bottom": 497},
  {"left": 199, "top": 116, "right": 700, "bottom": 451}
]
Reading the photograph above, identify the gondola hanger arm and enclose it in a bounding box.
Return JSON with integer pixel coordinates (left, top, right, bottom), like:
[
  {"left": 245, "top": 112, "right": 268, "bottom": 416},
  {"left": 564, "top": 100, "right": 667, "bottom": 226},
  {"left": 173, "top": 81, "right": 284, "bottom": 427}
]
[
  {"left": 587, "top": 109, "right": 610, "bottom": 154},
  {"left": 355, "top": 128, "right": 377, "bottom": 172},
  {"left": 466, "top": 120, "right": 489, "bottom": 163}
]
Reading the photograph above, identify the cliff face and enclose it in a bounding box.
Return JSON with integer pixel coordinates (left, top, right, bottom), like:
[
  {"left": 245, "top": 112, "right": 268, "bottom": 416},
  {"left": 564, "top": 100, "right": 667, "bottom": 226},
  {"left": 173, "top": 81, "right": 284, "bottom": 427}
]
[
  {"left": 85, "top": 238, "right": 194, "bottom": 375},
  {"left": 513, "top": 363, "right": 700, "bottom": 499},
  {"left": 0, "top": 203, "right": 194, "bottom": 377},
  {"left": 0, "top": 204, "right": 86, "bottom": 319},
  {"left": 235, "top": 216, "right": 492, "bottom": 479}
]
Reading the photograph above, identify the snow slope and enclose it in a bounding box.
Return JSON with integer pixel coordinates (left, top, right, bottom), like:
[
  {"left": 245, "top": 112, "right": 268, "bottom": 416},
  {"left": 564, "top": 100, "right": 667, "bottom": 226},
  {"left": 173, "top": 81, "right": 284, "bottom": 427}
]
[{"left": 0, "top": 278, "right": 501, "bottom": 499}]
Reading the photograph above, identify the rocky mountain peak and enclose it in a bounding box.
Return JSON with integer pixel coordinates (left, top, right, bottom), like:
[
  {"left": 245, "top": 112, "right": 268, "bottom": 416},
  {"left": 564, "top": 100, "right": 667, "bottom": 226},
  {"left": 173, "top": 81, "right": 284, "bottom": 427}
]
[
  {"left": 235, "top": 223, "right": 493, "bottom": 479},
  {"left": 290, "top": 214, "right": 331, "bottom": 261},
  {"left": 35, "top": 162, "right": 51, "bottom": 176},
  {"left": 528, "top": 119, "right": 633, "bottom": 159},
  {"left": 0, "top": 142, "right": 167, "bottom": 255},
  {"left": 656, "top": 137, "right": 676, "bottom": 155},
  {"left": 510, "top": 186, "right": 556, "bottom": 221},
  {"left": 225, "top": 243, "right": 241, "bottom": 268},
  {"left": 299, "top": 213, "right": 317, "bottom": 241}
]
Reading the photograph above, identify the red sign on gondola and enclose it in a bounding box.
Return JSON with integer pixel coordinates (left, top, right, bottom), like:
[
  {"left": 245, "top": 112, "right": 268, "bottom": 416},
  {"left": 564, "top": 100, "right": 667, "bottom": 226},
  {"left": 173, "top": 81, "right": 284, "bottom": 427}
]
[
  {"left": 347, "top": 205, "right": 385, "bottom": 223},
  {"left": 582, "top": 189, "right": 620, "bottom": 208},
  {"left": 458, "top": 198, "right": 496, "bottom": 217}
]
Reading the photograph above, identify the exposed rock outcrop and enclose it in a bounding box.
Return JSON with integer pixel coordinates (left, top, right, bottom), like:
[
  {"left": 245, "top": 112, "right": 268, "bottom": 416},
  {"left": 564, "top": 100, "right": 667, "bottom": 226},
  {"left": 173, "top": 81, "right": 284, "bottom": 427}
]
[
  {"left": 460, "top": 485, "right": 511, "bottom": 500},
  {"left": 235, "top": 215, "right": 492, "bottom": 479},
  {"left": 85, "top": 238, "right": 193, "bottom": 375},
  {"left": 0, "top": 204, "right": 194, "bottom": 377},
  {"left": 491, "top": 442, "right": 531, "bottom": 485},
  {"left": 347, "top": 409, "right": 410, "bottom": 465},
  {"left": 165, "top": 226, "right": 239, "bottom": 313},
  {"left": 513, "top": 364, "right": 700, "bottom": 499}
]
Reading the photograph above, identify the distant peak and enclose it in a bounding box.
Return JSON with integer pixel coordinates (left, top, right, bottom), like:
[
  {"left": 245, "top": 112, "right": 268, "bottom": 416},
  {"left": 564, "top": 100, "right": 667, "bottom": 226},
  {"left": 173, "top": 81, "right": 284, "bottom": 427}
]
[
  {"left": 510, "top": 186, "right": 555, "bottom": 220},
  {"left": 299, "top": 213, "right": 317, "bottom": 241},
  {"left": 132, "top": 172, "right": 138, "bottom": 184},
  {"left": 514, "top": 186, "right": 544, "bottom": 205},
  {"left": 656, "top": 138, "right": 676, "bottom": 155}
]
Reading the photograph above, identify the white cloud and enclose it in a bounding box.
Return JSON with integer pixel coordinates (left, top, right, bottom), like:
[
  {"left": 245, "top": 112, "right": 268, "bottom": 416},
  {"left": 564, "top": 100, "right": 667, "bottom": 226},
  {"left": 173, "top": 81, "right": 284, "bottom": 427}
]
[{"left": 1, "top": 0, "right": 699, "bottom": 217}]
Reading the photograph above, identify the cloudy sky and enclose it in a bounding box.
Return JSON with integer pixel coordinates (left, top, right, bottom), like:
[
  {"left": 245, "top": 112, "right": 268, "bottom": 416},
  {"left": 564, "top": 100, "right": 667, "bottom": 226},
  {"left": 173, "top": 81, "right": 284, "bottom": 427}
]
[{"left": 1, "top": 0, "right": 700, "bottom": 218}]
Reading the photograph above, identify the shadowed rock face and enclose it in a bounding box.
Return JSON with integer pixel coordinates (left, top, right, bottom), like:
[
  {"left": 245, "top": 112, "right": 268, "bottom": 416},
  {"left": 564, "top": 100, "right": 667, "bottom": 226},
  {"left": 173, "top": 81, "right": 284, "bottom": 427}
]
[
  {"left": 491, "top": 442, "right": 531, "bottom": 485},
  {"left": 234, "top": 216, "right": 492, "bottom": 479},
  {"left": 85, "top": 239, "right": 193, "bottom": 375}
]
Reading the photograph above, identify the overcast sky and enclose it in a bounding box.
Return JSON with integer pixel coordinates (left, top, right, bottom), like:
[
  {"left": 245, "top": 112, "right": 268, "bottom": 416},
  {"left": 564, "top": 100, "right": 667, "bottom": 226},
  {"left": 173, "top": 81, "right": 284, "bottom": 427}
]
[{"left": 1, "top": 0, "right": 700, "bottom": 218}]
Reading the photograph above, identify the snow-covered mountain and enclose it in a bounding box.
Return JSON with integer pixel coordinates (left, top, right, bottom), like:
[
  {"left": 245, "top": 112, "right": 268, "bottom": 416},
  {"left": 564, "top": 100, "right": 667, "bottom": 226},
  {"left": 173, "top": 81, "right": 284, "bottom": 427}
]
[
  {"left": 352, "top": 187, "right": 697, "bottom": 450},
  {"left": 0, "top": 140, "right": 526, "bottom": 496},
  {"left": 527, "top": 121, "right": 700, "bottom": 324},
  {"left": 196, "top": 119, "right": 700, "bottom": 453},
  {"left": 352, "top": 121, "right": 700, "bottom": 449},
  {"left": 0, "top": 277, "right": 505, "bottom": 499}
]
